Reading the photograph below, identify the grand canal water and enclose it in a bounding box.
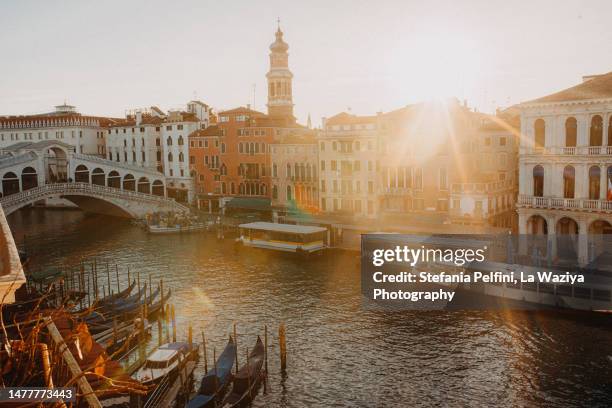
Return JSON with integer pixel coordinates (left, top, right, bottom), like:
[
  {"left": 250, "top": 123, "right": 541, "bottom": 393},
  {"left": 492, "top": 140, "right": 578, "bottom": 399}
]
[{"left": 7, "top": 208, "right": 612, "bottom": 407}]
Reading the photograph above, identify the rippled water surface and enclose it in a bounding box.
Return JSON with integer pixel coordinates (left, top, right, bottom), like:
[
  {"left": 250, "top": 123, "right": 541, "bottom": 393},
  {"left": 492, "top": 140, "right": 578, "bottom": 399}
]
[{"left": 7, "top": 209, "right": 612, "bottom": 407}]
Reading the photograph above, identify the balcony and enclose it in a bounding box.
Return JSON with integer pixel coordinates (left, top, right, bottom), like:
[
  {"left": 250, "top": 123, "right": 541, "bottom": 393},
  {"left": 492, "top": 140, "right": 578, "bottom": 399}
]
[
  {"left": 518, "top": 194, "right": 612, "bottom": 213},
  {"left": 451, "top": 179, "right": 515, "bottom": 194},
  {"left": 522, "top": 146, "right": 612, "bottom": 156}
]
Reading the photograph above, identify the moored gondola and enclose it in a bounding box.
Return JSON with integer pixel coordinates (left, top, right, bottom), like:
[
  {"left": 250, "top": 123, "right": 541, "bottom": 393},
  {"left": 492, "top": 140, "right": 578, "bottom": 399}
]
[
  {"left": 221, "top": 336, "right": 265, "bottom": 408},
  {"left": 187, "top": 336, "right": 236, "bottom": 408}
]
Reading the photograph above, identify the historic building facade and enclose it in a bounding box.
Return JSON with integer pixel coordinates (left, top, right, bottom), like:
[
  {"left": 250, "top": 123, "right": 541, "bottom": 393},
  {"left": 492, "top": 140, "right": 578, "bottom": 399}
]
[
  {"left": 189, "top": 25, "right": 314, "bottom": 212},
  {"left": 0, "top": 103, "right": 113, "bottom": 155},
  {"left": 317, "top": 112, "right": 381, "bottom": 218},
  {"left": 517, "top": 72, "right": 612, "bottom": 265},
  {"left": 270, "top": 132, "right": 318, "bottom": 215},
  {"left": 317, "top": 101, "right": 519, "bottom": 228},
  {"left": 107, "top": 101, "right": 211, "bottom": 203}
]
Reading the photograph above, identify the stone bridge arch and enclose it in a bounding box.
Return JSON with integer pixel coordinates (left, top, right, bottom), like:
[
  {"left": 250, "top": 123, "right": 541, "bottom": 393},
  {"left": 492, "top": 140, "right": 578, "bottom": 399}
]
[{"left": 0, "top": 183, "right": 188, "bottom": 219}]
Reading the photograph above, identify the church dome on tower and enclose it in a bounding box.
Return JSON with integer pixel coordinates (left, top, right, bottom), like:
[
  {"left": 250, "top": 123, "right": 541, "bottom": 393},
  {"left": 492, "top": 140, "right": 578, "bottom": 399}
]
[{"left": 270, "top": 27, "right": 289, "bottom": 52}]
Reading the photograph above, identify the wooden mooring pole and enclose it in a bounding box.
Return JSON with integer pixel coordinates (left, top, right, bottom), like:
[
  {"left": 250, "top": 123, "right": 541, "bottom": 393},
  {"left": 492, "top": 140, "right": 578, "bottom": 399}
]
[
  {"left": 233, "top": 323, "right": 239, "bottom": 373},
  {"left": 201, "top": 330, "right": 208, "bottom": 372},
  {"left": 279, "top": 322, "right": 287, "bottom": 372},
  {"left": 171, "top": 304, "right": 176, "bottom": 343}
]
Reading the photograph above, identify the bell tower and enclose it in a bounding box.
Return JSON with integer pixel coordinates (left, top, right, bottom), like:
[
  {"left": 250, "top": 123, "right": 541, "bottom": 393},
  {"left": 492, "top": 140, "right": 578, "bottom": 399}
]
[{"left": 266, "top": 20, "right": 295, "bottom": 121}]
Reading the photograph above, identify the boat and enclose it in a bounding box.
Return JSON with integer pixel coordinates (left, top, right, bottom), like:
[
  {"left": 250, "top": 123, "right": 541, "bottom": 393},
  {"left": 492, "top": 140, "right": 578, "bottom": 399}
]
[
  {"left": 95, "top": 280, "right": 137, "bottom": 306},
  {"left": 132, "top": 342, "right": 191, "bottom": 386},
  {"left": 236, "top": 222, "right": 328, "bottom": 254},
  {"left": 147, "top": 223, "right": 208, "bottom": 234},
  {"left": 221, "top": 336, "right": 265, "bottom": 408},
  {"left": 187, "top": 336, "right": 236, "bottom": 408}
]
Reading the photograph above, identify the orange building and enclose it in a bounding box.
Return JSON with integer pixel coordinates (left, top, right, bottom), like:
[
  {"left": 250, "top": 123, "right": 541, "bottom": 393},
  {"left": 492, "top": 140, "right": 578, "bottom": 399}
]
[{"left": 189, "top": 24, "right": 313, "bottom": 212}]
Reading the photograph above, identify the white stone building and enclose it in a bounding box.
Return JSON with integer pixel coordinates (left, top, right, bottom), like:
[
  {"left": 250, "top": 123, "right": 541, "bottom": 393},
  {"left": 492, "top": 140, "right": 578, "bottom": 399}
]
[
  {"left": 0, "top": 103, "right": 113, "bottom": 155},
  {"left": 318, "top": 112, "right": 382, "bottom": 218},
  {"left": 517, "top": 72, "right": 612, "bottom": 265},
  {"left": 106, "top": 101, "right": 211, "bottom": 203}
]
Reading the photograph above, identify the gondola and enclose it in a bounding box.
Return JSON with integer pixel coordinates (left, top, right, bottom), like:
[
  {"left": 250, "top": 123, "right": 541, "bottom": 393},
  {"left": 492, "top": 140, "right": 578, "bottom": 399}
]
[
  {"left": 221, "top": 336, "right": 265, "bottom": 408},
  {"left": 187, "top": 336, "right": 236, "bottom": 408},
  {"left": 95, "top": 280, "right": 137, "bottom": 306},
  {"left": 98, "top": 283, "right": 148, "bottom": 311}
]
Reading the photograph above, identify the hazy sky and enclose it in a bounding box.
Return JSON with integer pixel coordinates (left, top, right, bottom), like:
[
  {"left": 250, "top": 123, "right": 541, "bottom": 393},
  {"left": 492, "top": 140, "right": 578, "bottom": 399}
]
[{"left": 1, "top": 0, "right": 612, "bottom": 125}]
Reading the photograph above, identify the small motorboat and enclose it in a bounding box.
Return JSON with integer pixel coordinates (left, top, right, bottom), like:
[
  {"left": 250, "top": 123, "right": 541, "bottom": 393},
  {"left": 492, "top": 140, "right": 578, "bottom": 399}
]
[
  {"left": 221, "top": 336, "right": 265, "bottom": 408},
  {"left": 187, "top": 336, "right": 236, "bottom": 408},
  {"left": 133, "top": 342, "right": 191, "bottom": 386}
]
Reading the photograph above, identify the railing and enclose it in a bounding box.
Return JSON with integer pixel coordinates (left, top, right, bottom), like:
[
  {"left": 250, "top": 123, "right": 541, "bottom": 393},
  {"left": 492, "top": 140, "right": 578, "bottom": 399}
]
[
  {"left": 73, "top": 154, "right": 164, "bottom": 177},
  {"left": 523, "top": 146, "right": 612, "bottom": 156},
  {"left": 0, "top": 152, "right": 37, "bottom": 169},
  {"left": 451, "top": 179, "right": 515, "bottom": 194},
  {"left": 518, "top": 194, "right": 612, "bottom": 213},
  {"left": 0, "top": 183, "right": 188, "bottom": 213}
]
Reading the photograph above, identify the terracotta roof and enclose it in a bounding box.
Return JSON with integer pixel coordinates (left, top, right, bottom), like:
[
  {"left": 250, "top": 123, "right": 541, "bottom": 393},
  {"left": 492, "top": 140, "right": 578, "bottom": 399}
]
[
  {"left": 325, "top": 112, "right": 378, "bottom": 126},
  {"left": 189, "top": 125, "right": 221, "bottom": 137},
  {"left": 525, "top": 71, "right": 612, "bottom": 104},
  {"left": 219, "top": 106, "right": 267, "bottom": 116}
]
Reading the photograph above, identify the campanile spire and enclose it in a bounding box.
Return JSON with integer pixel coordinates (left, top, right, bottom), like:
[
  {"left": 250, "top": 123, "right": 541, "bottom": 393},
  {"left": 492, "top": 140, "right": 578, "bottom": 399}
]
[{"left": 266, "top": 21, "right": 294, "bottom": 121}]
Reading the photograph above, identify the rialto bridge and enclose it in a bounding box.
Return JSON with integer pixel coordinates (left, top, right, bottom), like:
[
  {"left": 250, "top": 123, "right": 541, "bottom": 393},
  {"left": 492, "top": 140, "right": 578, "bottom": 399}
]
[{"left": 0, "top": 141, "right": 188, "bottom": 218}]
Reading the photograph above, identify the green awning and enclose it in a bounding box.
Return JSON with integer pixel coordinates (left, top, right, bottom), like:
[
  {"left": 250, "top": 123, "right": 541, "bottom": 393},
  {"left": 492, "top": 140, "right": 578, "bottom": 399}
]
[{"left": 225, "top": 197, "right": 271, "bottom": 211}]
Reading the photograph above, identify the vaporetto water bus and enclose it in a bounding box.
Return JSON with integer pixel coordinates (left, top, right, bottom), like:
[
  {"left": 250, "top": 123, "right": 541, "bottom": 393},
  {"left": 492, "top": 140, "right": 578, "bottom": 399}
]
[{"left": 236, "top": 222, "right": 328, "bottom": 254}]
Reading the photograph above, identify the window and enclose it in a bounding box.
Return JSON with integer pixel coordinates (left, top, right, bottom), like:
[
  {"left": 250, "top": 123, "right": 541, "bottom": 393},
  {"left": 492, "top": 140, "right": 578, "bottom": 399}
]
[
  {"left": 286, "top": 186, "right": 292, "bottom": 201},
  {"left": 178, "top": 136, "right": 184, "bottom": 145},
  {"left": 273, "top": 185, "right": 278, "bottom": 199},
  {"left": 331, "top": 160, "right": 337, "bottom": 171},
  {"left": 320, "top": 160, "right": 325, "bottom": 171},
  {"left": 533, "top": 165, "right": 544, "bottom": 197},
  {"left": 534, "top": 119, "right": 545, "bottom": 149},
  {"left": 563, "top": 165, "right": 575, "bottom": 198},
  {"left": 589, "top": 166, "right": 601, "bottom": 200},
  {"left": 179, "top": 152, "right": 184, "bottom": 162},
  {"left": 354, "top": 160, "right": 361, "bottom": 171},
  {"left": 368, "top": 181, "right": 374, "bottom": 194},
  {"left": 414, "top": 168, "right": 423, "bottom": 190},
  {"left": 166, "top": 125, "right": 172, "bottom": 131},
  {"left": 168, "top": 152, "right": 173, "bottom": 162},
  {"left": 321, "top": 180, "right": 326, "bottom": 192},
  {"left": 190, "top": 156, "right": 195, "bottom": 165},
  {"left": 590, "top": 115, "right": 603, "bottom": 146},
  {"left": 565, "top": 117, "right": 577, "bottom": 147},
  {"left": 499, "top": 137, "right": 506, "bottom": 146},
  {"left": 320, "top": 141, "right": 325, "bottom": 151},
  {"left": 167, "top": 136, "right": 172, "bottom": 146},
  {"left": 439, "top": 168, "right": 448, "bottom": 190},
  {"left": 178, "top": 124, "right": 184, "bottom": 130}
]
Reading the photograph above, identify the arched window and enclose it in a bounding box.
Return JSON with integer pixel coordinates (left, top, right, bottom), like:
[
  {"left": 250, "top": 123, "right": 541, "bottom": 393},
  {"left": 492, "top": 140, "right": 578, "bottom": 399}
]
[
  {"left": 272, "top": 163, "right": 277, "bottom": 177},
  {"left": 168, "top": 152, "right": 173, "bottom": 162},
  {"left": 563, "top": 165, "right": 575, "bottom": 199},
  {"left": 286, "top": 163, "right": 291, "bottom": 178},
  {"left": 533, "top": 165, "right": 544, "bottom": 197},
  {"left": 167, "top": 136, "right": 172, "bottom": 146},
  {"left": 534, "top": 119, "right": 545, "bottom": 149},
  {"left": 272, "top": 185, "right": 278, "bottom": 199},
  {"left": 589, "top": 166, "right": 601, "bottom": 200},
  {"left": 221, "top": 182, "right": 226, "bottom": 194},
  {"left": 231, "top": 182, "right": 235, "bottom": 194},
  {"left": 220, "top": 164, "right": 227, "bottom": 175},
  {"left": 261, "top": 184, "right": 266, "bottom": 195},
  {"left": 608, "top": 117, "right": 612, "bottom": 146},
  {"left": 565, "top": 117, "right": 577, "bottom": 147},
  {"left": 239, "top": 143, "right": 243, "bottom": 153},
  {"left": 607, "top": 166, "right": 612, "bottom": 201},
  {"left": 590, "top": 115, "right": 603, "bottom": 146},
  {"left": 178, "top": 152, "right": 184, "bottom": 162},
  {"left": 178, "top": 135, "right": 184, "bottom": 145},
  {"left": 286, "top": 185, "right": 292, "bottom": 201}
]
